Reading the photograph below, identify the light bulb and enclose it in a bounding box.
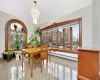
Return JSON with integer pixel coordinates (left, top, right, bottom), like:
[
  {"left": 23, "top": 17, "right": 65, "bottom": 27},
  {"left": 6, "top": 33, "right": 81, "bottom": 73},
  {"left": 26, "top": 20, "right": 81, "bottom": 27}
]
[{"left": 33, "top": 18, "right": 37, "bottom": 24}]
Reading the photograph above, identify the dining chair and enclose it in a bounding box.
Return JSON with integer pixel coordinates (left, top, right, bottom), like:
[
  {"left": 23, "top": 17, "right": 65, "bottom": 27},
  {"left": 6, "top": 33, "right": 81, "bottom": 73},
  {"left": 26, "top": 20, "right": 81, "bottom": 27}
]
[{"left": 34, "top": 44, "right": 48, "bottom": 73}]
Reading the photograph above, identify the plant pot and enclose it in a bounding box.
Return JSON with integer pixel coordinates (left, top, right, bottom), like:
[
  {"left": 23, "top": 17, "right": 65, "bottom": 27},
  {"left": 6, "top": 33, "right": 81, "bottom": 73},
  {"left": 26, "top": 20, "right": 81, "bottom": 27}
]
[
  {"left": 12, "top": 53, "right": 15, "bottom": 58},
  {"left": 17, "top": 47, "right": 19, "bottom": 50},
  {"left": 7, "top": 55, "right": 12, "bottom": 62},
  {"left": 16, "top": 54, "right": 19, "bottom": 60},
  {"left": 3, "top": 54, "right": 8, "bottom": 60}
]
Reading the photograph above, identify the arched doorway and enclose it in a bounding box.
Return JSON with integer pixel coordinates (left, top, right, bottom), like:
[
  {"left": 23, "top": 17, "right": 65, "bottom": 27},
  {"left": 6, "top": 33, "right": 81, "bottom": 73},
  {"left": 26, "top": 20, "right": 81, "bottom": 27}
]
[{"left": 5, "top": 19, "right": 27, "bottom": 51}]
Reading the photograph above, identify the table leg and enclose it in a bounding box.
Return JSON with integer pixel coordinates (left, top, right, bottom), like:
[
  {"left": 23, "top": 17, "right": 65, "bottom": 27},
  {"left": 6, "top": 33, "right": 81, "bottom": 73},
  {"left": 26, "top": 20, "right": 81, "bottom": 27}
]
[
  {"left": 30, "top": 54, "right": 33, "bottom": 77},
  {"left": 46, "top": 58, "right": 48, "bottom": 69},
  {"left": 22, "top": 52, "right": 24, "bottom": 70}
]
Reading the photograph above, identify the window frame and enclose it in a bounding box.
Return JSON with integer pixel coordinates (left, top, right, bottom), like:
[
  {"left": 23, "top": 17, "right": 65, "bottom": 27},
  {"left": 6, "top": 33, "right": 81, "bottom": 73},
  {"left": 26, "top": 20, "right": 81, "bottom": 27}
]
[
  {"left": 5, "top": 19, "right": 27, "bottom": 51},
  {"left": 41, "top": 18, "right": 82, "bottom": 53}
]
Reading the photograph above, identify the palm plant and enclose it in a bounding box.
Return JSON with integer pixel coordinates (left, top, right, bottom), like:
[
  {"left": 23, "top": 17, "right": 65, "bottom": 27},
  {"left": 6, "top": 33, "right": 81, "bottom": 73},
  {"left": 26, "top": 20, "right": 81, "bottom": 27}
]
[
  {"left": 29, "top": 35, "right": 43, "bottom": 47},
  {"left": 35, "top": 36, "right": 43, "bottom": 47},
  {"left": 34, "top": 27, "right": 41, "bottom": 36},
  {"left": 29, "top": 34, "right": 36, "bottom": 44},
  {"left": 29, "top": 27, "right": 43, "bottom": 47}
]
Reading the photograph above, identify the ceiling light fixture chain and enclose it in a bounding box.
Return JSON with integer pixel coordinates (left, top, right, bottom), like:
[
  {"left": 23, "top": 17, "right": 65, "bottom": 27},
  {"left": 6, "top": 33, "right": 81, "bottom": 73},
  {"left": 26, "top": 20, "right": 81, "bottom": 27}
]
[{"left": 34, "top": 0, "right": 37, "bottom": 5}]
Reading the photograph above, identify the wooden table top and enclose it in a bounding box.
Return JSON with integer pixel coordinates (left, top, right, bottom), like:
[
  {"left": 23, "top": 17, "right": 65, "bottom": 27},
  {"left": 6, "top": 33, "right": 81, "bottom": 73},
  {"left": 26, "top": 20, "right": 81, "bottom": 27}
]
[{"left": 22, "top": 48, "right": 41, "bottom": 54}]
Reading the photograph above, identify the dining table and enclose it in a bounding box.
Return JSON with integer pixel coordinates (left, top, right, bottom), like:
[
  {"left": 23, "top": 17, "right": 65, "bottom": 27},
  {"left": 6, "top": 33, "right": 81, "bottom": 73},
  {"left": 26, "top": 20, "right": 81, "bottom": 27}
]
[{"left": 21, "top": 48, "right": 41, "bottom": 77}]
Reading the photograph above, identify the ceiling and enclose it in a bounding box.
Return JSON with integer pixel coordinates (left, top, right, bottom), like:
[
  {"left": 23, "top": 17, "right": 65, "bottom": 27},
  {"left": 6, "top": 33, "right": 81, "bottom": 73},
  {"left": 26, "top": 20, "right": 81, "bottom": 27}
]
[{"left": 0, "top": 0, "right": 93, "bottom": 25}]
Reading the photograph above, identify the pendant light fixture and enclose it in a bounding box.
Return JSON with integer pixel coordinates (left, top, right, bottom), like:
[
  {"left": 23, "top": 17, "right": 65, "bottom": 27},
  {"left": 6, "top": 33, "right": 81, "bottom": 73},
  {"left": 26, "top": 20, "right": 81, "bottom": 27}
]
[{"left": 31, "top": 0, "right": 40, "bottom": 24}]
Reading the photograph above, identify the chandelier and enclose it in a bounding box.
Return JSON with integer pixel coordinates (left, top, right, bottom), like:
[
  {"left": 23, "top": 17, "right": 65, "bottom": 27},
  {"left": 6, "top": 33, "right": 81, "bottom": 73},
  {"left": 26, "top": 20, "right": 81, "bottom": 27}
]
[{"left": 31, "top": 0, "right": 40, "bottom": 24}]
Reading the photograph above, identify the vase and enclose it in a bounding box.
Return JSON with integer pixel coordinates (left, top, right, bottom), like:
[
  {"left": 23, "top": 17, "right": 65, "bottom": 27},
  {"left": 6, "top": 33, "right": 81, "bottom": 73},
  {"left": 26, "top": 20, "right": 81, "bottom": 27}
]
[
  {"left": 16, "top": 54, "right": 19, "bottom": 60},
  {"left": 14, "top": 24, "right": 17, "bottom": 30}
]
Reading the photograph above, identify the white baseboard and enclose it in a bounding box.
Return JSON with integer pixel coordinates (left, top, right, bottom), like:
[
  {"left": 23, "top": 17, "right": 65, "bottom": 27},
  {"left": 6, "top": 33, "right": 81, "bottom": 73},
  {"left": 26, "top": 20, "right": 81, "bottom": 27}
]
[{"left": 49, "top": 51, "right": 78, "bottom": 61}]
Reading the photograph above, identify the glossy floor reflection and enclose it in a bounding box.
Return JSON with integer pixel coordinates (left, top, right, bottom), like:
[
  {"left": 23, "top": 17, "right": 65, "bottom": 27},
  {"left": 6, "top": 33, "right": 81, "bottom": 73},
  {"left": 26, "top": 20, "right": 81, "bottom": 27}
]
[{"left": 0, "top": 55, "right": 77, "bottom": 80}]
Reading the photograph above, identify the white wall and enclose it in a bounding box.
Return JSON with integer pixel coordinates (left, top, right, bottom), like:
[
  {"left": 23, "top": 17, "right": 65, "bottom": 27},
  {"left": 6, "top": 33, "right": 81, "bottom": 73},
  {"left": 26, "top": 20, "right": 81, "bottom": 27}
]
[
  {"left": 0, "top": 11, "right": 35, "bottom": 58},
  {"left": 39, "top": 5, "right": 92, "bottom": 48},
  {"left": 0, "top": 11, "right": 17, "bottom": 57},
  {"left": 92, "top": 0, "right": 100, "bottom": 49}
]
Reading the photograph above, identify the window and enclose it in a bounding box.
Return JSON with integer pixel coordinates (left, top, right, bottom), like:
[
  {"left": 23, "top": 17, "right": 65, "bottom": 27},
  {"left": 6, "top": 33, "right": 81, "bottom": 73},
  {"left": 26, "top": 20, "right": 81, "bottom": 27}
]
[
  {"left": 64, "top": 27, "right": 70, "bottom": 50},
  {"left": 5, "top": 19, "right": 27, "bottom": 51},
  {"left": 52, "top": 30, "right": 57, "bottom": 48},
  {"left": 58, "top": 28, "right": 63, "bottom": 49},
  {"left": 72, "top": 24, "right": 79, "bottom": 51},
  {"left": 42, "top": 31, "right": 47, "bottom": 44},
  {"left": 41, "top": 18, "right": 82, "bottom": 52},
  {"left": 47, "top": 31, "right": 53, "bottom": 48}
]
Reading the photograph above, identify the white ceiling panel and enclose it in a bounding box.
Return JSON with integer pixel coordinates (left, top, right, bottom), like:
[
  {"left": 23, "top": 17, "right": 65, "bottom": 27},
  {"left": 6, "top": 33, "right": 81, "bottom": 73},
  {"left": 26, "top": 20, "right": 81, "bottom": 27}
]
[{"left": 0, "top": 0, "right": 93, "bottom": 24}]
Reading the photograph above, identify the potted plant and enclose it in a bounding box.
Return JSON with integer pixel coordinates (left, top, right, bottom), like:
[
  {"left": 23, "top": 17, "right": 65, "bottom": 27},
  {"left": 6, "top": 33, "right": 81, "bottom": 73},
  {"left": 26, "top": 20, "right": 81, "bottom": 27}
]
[
  {"left": 15, "top": 51, "right": 20, "bottom": 60},
  {"left": 13, "top": 33, "right": 20, "bottom": 49},
  {"left": 29, "top": 36, "right": 43, "bottom": 47},
  {"left": 11, "top": 51, "right": 16, "bottom": 58},
  {"left": 13, "top": 33, "right": 25, "bottom": 49},
  {"left": 2, "top": 51, "right": 15, "bottom": 62},
  {"left": 2, "top": 52, "right": 8, "bottom": 60},
  {"left": 7, "top": 51, "right": 14, "bottom": 62},
  {"left": 34, "top": 27, "right": 41, "bottom": 36},
  {"left": 29, "top": 27, "right": 43, "bottom": 47},
  {"left": 35, "top": 37, "right": 43, "bottom": 47}
]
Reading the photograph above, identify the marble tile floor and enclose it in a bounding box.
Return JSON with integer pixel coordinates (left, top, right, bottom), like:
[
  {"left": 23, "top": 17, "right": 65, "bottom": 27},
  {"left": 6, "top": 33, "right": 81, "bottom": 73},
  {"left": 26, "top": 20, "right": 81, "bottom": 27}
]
[{"left": 0, "top": 55, "right": 78, "bottom": 80}]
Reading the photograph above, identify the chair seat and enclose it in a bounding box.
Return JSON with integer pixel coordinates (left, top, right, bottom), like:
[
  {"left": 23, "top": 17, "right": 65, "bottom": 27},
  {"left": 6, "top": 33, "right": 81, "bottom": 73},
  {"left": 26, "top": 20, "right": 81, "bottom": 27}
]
[
  {"left": 34, "top": 57, "right": 46, "bottom": 61},
  {"left": 33, "top": 53, "right": 40, "bottom": 58}
]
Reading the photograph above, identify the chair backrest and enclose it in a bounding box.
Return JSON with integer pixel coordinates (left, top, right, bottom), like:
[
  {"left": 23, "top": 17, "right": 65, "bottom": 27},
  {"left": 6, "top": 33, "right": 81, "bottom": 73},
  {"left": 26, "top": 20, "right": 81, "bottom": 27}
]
[
  {"left": 27, "top": 44, "right": 36, "bottom": 48},
  {"left": 40, "top": 44, "right": 48, "bottom": 59}
]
